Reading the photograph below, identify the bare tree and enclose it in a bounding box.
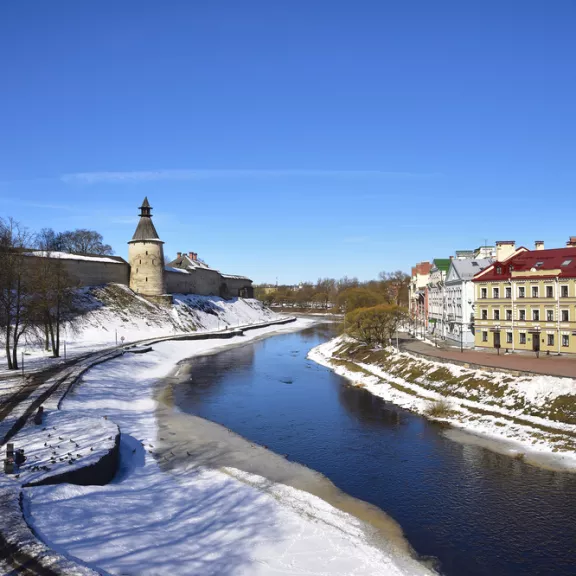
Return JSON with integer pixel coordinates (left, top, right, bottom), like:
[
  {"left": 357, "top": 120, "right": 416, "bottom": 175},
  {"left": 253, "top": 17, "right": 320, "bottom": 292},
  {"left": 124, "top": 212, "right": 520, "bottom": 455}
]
[
  {"left": 57, "top": 229, "right": 113, "bottom": 255},
  {"left": 0, "top": 218, "right": 35, "bottom": 370},
  {"left": 28, "top": 239, "right": 80, "bottom": 357}
]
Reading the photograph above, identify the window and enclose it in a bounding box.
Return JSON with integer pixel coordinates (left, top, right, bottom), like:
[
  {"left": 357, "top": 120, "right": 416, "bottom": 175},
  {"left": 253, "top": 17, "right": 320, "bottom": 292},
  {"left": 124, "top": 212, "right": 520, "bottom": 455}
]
[
  {"left": 532, "top": 286, "right": 539, "bottom": 298},
  {"left": 547, "top": 334, "right": 555, "bottom": 346},
  {"left": 532, "top": 310, "right": 540, "bottom": 321},
  {"left": 493, "top": 287, "right": 500, "bottom": 299},
  {"left": 519, "top": 333, "right": 526, "bottom": 344},
  {"left": 561, "top": 259, "right": 572, "bottom": 267},
  {"left": 481, "top": 309, "right": 488, "bottom": 320},
  {"left": 505, "top": 287, "right": 511, "bottom": 299},
  {"left": 561, "top": 285, "right": 569, "bottom": 298},
  {"left": 546, "top": 286, "right": 553, "bottom": 298},
  {"left": 494, "top": 309, "right": 500, "bottom": 320},
  {"left": 535, "top": 261, "right": 544, "bottom": 268},
  {"left": 146, "top": 277, "right": 148, "bottom": 282},
  {"left": 562, "top": 335, "right": 570, "bottom": 348},
  {"left": 506, "top": 310, "right": 512, "bottom": 321},
  {"left": 561, "top": 310, "right": 569, "bottom": 322},
  {"left": 519, "top": 310, "right": 526, "bottom": 321},
  {"left": 547, "top": 310, "right": 554, "bottom": 321},
  {"left": 506, "top": 332, "right": 513, "bottom": 344},
  {"left": 146, "top": 251, "right": 148, "bottom": 255},
  {"left": 481, "top": 288, "right": 487, "bottom": 299},
  {"left": 496, "top": 266, "right": 502, "bottom": 274},
  {"left": 518, "top": 286, "right": 525, "bottom": 298},
  {"left": 482, "top": 331, "right": 488, "bottom": 342}
]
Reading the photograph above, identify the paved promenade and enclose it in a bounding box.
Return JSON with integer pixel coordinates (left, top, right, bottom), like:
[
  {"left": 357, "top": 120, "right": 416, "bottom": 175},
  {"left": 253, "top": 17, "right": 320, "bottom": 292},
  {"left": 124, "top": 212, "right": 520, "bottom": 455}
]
[{"left": 400, "top": 335, "right": 576, "bottom": 378}]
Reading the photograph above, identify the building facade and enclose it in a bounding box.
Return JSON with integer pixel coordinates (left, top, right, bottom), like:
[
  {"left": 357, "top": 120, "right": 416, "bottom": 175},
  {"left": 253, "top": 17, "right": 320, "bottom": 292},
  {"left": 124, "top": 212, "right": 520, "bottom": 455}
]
[
  {"left": 427, "top": 258, "right": 451, "bottom": 336},
  {"left": 408, "top": 261, "right": 432, "bottom": 334},
  {"left": 473, "top": 239, "right": 576, "bottom": 354},
  {"left": 445, "top": 257, "right": 492, "bottom": 348}
]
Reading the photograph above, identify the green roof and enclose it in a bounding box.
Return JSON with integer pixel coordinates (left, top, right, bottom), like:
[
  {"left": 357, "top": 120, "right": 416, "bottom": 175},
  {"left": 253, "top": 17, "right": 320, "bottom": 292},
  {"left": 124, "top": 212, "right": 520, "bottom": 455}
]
[{"left": 433, "top": 258, "right": 451, "bottom": 272}]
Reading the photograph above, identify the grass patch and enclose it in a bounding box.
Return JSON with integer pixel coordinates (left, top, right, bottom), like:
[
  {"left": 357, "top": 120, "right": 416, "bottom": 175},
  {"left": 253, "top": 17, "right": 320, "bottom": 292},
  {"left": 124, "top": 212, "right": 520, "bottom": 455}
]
[{"left": 424, "top": 399, "right": 454, "bottom": 418}]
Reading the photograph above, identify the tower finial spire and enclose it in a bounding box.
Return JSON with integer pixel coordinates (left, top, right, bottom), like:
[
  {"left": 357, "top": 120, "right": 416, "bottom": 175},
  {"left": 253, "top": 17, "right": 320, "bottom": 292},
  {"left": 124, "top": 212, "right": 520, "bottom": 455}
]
[{"left": 139, "top": 197, "right": 151, "bottom": 217}]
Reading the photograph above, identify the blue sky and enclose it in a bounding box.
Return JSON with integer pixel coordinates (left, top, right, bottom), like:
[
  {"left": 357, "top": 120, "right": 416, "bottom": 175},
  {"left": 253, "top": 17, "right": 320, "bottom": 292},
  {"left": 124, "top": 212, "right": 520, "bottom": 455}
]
[{"left": 1, "top": 1, "right": 575, "bottom": 284}]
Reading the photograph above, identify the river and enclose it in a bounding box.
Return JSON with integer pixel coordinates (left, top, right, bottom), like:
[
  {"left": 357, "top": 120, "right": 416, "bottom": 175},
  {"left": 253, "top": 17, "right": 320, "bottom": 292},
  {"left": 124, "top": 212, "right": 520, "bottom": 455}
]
[{"left": 170, "top": 322, "right": 576, "bottom": 576}]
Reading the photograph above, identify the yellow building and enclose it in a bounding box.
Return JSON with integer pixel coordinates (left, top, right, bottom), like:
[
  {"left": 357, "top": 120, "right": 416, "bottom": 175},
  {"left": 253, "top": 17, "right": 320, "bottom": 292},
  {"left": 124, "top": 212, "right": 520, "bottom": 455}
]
[{"left": 473, "top": 239, "right": 576, "bottom": 355}]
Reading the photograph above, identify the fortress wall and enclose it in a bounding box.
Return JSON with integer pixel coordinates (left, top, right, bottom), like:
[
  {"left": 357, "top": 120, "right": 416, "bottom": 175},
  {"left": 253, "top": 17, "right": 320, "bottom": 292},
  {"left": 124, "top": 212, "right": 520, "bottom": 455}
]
[
  {"left": 24, "top": 255, "right": 130, "bottom": 287},
  {"left": 165, "top": 268, "right": 221, "bottom": 296},
  {"left": 195, "top": 268, "right": 222, "bottom": 295},
  {"left": 222, "top": 276, "right": 254, "bottom": 298},
  {"left": 165, "top": 269, "right": 197, "bottom": 294},
  {"left": 166, "top": 268, "right": 253, "bottom": 298}
]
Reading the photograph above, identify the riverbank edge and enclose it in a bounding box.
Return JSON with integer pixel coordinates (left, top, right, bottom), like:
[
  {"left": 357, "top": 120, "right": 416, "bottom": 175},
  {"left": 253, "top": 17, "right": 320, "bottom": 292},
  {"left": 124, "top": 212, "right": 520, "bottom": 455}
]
[
  {"left": 155, "top": 364, "right": 437, "bottom": 572},
  {"left": 0, "top": 315, "right": 296, "bottom": 576},
  {"left": 308, "top": 336, "right": 576, "bottom": 474}
]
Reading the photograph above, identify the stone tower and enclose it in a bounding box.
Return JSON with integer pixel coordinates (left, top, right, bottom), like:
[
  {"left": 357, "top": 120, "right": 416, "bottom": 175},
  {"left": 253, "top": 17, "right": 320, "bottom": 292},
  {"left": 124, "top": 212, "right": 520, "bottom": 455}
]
[{"left": 128, "top": 197, "right": 166, "bottom": 298}]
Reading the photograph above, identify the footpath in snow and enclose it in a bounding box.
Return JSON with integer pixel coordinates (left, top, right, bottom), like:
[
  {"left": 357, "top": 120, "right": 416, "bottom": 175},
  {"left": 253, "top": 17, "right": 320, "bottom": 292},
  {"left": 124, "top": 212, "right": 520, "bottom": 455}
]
[
  {"left": 21, "top": 319, "right": 434, "bottom": 576},
  {"left": 309, "top": 336, "right": 576, "bottom": 473}
]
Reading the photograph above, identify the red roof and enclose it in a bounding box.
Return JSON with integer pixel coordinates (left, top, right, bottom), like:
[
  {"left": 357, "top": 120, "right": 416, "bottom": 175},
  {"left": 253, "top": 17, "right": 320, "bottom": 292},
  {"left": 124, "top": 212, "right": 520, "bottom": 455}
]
[{"left": 474, "top": 247, "right": 576, "bottom": 282}]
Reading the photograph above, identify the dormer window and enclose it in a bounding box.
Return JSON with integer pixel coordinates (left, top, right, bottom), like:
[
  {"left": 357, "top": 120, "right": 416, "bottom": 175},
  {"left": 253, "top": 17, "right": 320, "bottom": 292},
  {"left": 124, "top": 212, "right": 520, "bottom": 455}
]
[
  {"left": 509, "top": 265, "right": 514, "bottom": 271},
  {"left": 496, "top": 266, "right": 502, "bottom": 274}
]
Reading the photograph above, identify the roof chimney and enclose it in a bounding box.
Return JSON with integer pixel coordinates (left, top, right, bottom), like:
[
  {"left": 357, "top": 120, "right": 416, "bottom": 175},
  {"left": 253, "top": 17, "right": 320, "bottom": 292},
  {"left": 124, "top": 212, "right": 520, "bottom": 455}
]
[
  {"left": 189, "top": 252, "right": 195, "bottom": 260},
  {"left": 566, "top": 237, "right": 576, "bottom": 247},
  {"left": 534, "top": 241, "right": 545, "bottom": 251},
  {"left": 176, "top": 252, "right": 182, "bottom": 258},
  {"left": 495, "top": 240, "right": 516, "bottom": 262}
]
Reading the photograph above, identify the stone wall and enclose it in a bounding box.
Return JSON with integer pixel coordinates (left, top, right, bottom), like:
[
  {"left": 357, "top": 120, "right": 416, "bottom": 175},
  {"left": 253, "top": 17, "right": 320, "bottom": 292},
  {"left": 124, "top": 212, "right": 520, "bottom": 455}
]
[
  {"left": 25, "top": 253, "right": 252, "bottom": 299},
  {"left": 24, "top": 254, "right": 130, "bottom": 288},
  {"left": 165, "top": 268, "right": 253, "bottom": 298},
  {"left": 128, "top": 240, "right": 166, "bottom": 296}
]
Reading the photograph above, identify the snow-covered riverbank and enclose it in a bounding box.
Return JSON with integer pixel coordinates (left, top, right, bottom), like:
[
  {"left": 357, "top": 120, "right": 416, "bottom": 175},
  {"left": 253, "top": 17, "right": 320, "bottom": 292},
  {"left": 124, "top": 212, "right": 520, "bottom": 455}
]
[
  {"left": 309, "top": 336, "right": 576, "bottom": 473},
  {"left": 22, "top": 319, "right": 434, "bottom": 576},
  {"left": 0, "top": 286, "right": 278, "bottom": 377}
]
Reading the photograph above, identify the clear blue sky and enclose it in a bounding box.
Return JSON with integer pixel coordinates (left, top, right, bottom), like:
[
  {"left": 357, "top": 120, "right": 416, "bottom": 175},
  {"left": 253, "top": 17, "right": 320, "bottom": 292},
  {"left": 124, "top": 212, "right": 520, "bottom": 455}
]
[{"left": 1, "top": 1, "right": 575, "bottom": 284}]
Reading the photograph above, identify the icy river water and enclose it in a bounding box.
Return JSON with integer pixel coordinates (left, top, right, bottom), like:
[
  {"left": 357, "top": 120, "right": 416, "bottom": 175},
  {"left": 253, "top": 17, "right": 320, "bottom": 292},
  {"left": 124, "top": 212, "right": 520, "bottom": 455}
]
[{"left": 172, "top": 322, "right": 576, "bottom": 576}]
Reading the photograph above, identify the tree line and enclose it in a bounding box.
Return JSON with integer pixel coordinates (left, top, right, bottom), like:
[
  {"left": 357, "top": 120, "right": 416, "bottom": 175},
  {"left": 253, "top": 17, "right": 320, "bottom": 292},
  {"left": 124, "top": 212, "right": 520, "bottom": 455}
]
[
  {"left": 255, "top": 271, "right": 410, "bottom": 313},
  {"left": 0, "top": 217, "right": 114, "bottom": 370}
]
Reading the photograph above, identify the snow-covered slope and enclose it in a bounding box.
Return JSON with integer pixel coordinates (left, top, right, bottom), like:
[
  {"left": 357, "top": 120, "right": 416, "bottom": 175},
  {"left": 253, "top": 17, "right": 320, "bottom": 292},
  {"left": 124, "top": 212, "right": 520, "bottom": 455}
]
[
  {"left": 0, "top": 284, "right": 279, "bottom": 372},
  {"left": 310, "top": 336, "right": 576, "bottom": 471},
  {"left": 71, "top": 284, "right": 279, "bottom": 346}
]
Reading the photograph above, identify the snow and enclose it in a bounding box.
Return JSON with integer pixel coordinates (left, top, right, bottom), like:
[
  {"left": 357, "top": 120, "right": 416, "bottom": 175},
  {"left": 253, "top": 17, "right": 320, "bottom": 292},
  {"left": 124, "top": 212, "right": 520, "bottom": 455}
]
[
  {"left": 309, "top": 337, "right": 576, "bottom": 472},
  {"left": 24, "top": 251, "right": 123, "bottom": 264},
  {"left": 23, "top": 321, "right": 433, "bottom": 576},
  {"left": 164, "top": 266, "right": 189, "bottom": 273},
  {"left": 10, "top": 410, "right": 118, "bottom": 487},
  {"left": 0, "top": 287, "right": 279, "bottom": 376}
]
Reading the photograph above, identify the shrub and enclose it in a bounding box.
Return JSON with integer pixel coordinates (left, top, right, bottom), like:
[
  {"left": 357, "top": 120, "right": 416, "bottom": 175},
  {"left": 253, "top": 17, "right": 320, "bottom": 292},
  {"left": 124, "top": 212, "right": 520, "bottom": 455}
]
[
  {"left": 344, "top": 304, "right": 408, "bottom": 347},
  {"left": 423, "top": 399, "right": 453, "bottom": 418}
]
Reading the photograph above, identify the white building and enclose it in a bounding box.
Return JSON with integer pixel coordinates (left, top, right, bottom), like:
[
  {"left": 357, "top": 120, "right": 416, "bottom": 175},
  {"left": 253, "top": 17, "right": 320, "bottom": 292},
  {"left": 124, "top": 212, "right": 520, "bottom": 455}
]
[
  {"left": 427, "top": 258, "right": 451, "bottom": 337},
  {"left": 444, "top": 258, "right": 493, "bottom": 347}
]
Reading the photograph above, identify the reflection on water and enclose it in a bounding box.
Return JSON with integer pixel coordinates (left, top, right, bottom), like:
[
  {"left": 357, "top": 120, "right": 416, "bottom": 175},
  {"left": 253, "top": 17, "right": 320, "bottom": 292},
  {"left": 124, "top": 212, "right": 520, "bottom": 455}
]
[{"left": 173, "top": 323, "right": 576, "bottom": 576}]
